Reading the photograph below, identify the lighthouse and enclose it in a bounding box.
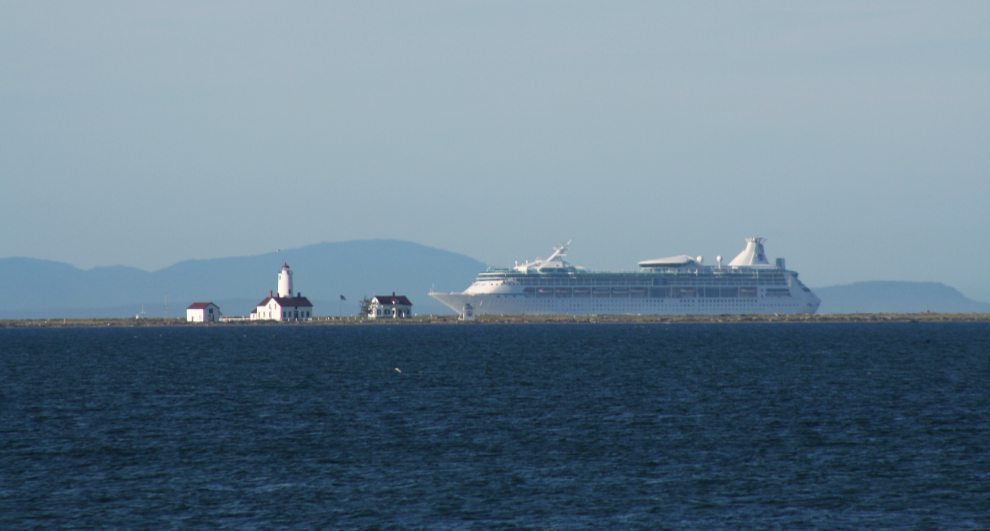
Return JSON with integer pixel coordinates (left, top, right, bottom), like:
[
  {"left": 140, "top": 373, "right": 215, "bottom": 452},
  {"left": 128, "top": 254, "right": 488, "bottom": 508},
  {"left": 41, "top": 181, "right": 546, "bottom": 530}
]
[
  {"left": 250, "top": 262, "right": 313, "bottom": 321},
  {"left": 277, "top": 263, "right": 293, "bottom": 297}
]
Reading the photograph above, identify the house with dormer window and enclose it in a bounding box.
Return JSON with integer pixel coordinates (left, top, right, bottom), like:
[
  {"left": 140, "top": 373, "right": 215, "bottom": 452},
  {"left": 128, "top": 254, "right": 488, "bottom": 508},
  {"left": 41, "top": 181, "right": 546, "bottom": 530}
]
[{"left": 367, "top": 293, "right": 413, "bottom": 319}]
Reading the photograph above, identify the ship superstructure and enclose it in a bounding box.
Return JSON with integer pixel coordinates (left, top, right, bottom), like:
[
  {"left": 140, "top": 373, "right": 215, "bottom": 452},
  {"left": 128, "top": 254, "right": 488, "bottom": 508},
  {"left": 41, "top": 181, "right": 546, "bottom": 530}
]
[{"left": 429, "top": 238, "right": 820, "bottom": 316}]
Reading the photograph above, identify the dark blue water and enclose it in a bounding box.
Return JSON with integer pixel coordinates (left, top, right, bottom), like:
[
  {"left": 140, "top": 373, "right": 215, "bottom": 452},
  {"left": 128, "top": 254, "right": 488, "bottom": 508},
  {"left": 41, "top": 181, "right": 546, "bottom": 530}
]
[{"left": 2, "top": 323, "right": 989, "bottom": 530}]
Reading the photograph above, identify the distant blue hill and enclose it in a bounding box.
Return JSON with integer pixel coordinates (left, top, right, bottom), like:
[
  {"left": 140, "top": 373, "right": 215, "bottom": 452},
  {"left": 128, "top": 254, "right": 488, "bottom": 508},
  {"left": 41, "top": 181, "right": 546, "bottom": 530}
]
[
  {"left": 4, "top": 245, "right": 988, "bottom": 318},
  {"left": 0, "top": 240, "right": 486, "bottom": 319},
  {"left": 814, "top": 281, "right": 990, "bottom": 314}
]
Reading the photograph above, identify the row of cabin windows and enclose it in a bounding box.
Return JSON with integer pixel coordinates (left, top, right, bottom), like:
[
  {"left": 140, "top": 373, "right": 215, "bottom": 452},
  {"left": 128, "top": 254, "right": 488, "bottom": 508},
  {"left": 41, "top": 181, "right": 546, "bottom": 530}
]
[
  {"left": 523, "top": 287, "right": 779, "bottom": 298},
  {"left": 494, "top": 274, "right": 791, "bottom": 286}
]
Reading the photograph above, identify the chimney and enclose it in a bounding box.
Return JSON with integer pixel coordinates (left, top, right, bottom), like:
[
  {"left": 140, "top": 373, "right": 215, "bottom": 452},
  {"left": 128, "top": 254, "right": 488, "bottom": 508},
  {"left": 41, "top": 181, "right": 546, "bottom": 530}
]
[{"left": 270, "top": 290, "right": 273, "bottom": 298}]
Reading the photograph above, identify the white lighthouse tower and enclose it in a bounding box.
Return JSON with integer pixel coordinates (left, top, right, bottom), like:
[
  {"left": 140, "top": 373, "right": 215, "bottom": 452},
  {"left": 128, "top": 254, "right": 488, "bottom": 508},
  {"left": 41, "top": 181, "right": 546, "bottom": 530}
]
[
  {"left": 277, "top": 263, "right": 293, "bottom": 297},
  {"left": 249, "top": 263, "right": 313, "bottom": 321}
]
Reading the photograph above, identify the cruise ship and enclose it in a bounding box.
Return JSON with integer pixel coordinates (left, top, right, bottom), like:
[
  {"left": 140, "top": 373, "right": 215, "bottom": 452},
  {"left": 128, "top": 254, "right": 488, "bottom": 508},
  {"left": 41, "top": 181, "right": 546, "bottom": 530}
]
[{"left": 429, "top": 238, "right": 820, "bottom": 316}]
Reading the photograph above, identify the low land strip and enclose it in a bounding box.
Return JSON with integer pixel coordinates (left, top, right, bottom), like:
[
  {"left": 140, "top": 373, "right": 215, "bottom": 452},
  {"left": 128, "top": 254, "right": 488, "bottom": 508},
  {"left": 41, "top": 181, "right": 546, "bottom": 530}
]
[{"left": 3, "top": 313, "right": 990, "bottom": 328}]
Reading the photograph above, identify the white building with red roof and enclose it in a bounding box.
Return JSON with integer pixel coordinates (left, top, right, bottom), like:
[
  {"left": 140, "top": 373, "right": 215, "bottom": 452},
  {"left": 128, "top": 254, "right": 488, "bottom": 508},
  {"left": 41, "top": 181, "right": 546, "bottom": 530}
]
[
  {"left": 187, "top": 302, "right": 220, "bottom": 322},
  {"left": 367, "top": 293, "right": 413, "bottom": 319},
  {"left": 250, "top": 263, "right": 314, "bottom": 321}
]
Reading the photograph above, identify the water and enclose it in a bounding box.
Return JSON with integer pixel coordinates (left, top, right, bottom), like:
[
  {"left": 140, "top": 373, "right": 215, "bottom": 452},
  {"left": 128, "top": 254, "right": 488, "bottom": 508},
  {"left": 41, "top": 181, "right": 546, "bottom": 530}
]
[{"left": 2, "top": 323, "right": 989, "bottom": 530}]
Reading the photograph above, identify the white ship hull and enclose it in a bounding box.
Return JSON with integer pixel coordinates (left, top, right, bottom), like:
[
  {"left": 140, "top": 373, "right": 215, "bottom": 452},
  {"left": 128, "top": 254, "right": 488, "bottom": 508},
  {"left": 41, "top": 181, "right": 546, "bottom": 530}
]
[
  {"left": 429, "top": 239, "right": 821, "bottom": 316},
  {"left": 430, "top": 291, "right": 818, "bottom": 316}
]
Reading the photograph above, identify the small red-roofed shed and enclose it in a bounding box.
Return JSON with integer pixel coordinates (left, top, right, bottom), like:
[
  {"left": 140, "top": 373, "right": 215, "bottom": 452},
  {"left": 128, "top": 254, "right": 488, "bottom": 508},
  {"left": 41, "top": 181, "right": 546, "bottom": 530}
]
[{"left": 187, "top": 302, "right": 220, "bottom": 322}]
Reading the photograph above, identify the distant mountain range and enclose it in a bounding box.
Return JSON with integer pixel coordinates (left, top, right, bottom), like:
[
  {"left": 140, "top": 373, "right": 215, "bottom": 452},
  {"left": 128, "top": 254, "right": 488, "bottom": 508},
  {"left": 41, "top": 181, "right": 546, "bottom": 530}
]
[
  {"left": 0, "top": 240, "right": 485, "bottom": 319},
  {"left": 813, "top": 281, "right": 990, "bottom": 314},
  {"left": 2, "top": 240, "right": 988, "bottom": 318}
]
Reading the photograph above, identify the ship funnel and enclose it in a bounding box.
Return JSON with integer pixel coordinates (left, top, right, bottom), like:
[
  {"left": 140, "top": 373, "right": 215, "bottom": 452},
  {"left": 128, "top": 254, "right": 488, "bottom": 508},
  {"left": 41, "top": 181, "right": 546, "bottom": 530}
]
[{"left": 728, "top": 237, "right": 771, "bottom": 267}]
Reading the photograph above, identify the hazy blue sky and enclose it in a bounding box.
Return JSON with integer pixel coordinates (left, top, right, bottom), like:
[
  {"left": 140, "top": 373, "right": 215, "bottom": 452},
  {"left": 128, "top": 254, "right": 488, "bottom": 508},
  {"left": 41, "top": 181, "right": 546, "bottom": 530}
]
[{"left": 2, "top": 2, "right": 989, "bottom": 299}]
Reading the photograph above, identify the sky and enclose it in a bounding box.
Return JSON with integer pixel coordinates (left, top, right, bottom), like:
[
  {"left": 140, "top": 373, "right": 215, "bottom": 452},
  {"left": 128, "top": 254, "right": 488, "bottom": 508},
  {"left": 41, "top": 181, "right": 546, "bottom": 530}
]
[{"left": 2, "top": 1, "right": 989, "bottom": 300}]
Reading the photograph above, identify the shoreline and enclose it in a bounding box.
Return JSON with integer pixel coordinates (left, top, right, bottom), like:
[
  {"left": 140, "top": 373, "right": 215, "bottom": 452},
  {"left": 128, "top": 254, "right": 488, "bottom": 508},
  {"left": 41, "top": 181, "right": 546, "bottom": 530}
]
[{"left": 3, "top": 312, "right": 990, "bottom": 328}]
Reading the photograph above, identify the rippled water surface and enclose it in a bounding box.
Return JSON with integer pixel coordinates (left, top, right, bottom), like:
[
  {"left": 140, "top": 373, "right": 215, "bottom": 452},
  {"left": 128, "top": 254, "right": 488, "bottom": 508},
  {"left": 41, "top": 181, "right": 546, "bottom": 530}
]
[{"left": 2, "top": 323, "right": 989, "bottom": 530}]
